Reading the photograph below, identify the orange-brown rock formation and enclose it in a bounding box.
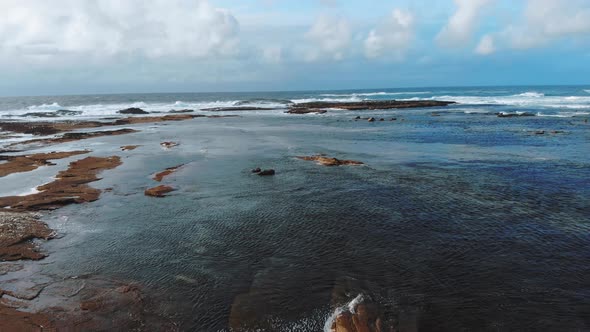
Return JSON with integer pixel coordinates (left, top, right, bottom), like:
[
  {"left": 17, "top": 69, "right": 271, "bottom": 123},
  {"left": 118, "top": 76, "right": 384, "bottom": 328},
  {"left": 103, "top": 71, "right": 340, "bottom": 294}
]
[
  {"left": 144, "top": 185, "right": 175, "bottom": 197},
  {"left": 0, "top": 156, "right": 122, "bottom": 211},
  {"left": 0, "top": 212, "right": 53, "bottom": 261},
  {"left": 153, "top": 165, "right": 184, "bottom": 182},
  {"left": 0, "top": 151, "right": 89, "bottom": 177}
]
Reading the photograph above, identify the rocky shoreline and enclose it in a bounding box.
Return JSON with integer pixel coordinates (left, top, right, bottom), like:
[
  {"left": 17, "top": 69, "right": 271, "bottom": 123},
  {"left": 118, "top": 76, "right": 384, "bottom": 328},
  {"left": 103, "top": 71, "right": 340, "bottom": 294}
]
[
  {"left": 287, "top": 100, "right": 455, "bottom": 114},
  {"left": 0, "top": 113, "right": 244, "bottom": 329}
]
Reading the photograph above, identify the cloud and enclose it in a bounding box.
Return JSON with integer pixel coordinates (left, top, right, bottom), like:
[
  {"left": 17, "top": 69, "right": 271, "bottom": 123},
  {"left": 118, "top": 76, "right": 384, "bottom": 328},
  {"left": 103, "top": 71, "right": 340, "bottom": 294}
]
[
  {"left": 304, "top": 15, "right": 352, "bottom": 61},
  {"left": 364, "top": 9, "right": 415, "bottom": 60},
  {"left": 475, "top": 0, "right": 590, "bottom": 54},
  {"left": 436, "top": 0, "right": 493, "bottom": 48},
  {"left": 475, "top": 34, "right": 495, "bottom": 55},
  {"left": 262, "top": 45, "right": 283, "bottom": 63},
  {"left": 507, "top": 0, "right": 590, "bottom": 49},
  {"left": 0, "top": 0, "right": 239, "bottom": 65}
]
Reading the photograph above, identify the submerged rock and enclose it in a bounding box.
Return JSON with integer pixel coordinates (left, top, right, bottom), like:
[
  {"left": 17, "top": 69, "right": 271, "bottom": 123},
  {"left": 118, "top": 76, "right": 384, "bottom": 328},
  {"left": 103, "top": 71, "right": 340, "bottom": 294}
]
[
  {"left": 297, "top": 155, "right": 364, "bottom": 167},
  {"left": 144, "top": 185, "right": 175, "bottom": 197},
  {"left": 285, "top": 108, "right": 328, "bottom": 114},
  {"left": 251, "top": 167, "right": 262, "bottom": 173},
  {"left": 118, "top": 108, "right": 148, "bottom": 115}
]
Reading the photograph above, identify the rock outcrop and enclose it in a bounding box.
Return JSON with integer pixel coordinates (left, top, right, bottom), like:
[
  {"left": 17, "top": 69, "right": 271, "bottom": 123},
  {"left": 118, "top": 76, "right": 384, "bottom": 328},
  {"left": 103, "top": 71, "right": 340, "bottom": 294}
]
[
  {"left": 257, "top": 169, "right": 275, "bottom": 176},
  {"left": 144, "top": 185, "right": 175, "bottom": 197},
  {"left": 288, "top": 100, "right": 455, "bottom": 114},
  {"left": 296, "top": 155, "right": 364, "bottom": 166},
  {"left": 160, "top": 141, "right": 179, "bottom": 149},
  {"left": 153, "top": 165, "right": 184, "bottom": 182},
  {"left": 0, "top": 156, "right": 122, "bottom": 211},
  {"left": 118, "top": 108, "right": 149, "bottom": 115},
  {"left": 0, "top": 212, "right": 53, "bottom": 261},
  {"left": 0, "top": 150, "right": 89, "bottom": 177}
]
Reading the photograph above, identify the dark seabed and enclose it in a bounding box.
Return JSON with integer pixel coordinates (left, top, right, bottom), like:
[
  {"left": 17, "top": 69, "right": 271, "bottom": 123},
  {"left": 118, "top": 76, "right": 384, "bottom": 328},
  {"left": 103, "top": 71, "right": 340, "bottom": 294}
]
[{"left": 1, "top": 86, "right": 589, "bottom": 331}]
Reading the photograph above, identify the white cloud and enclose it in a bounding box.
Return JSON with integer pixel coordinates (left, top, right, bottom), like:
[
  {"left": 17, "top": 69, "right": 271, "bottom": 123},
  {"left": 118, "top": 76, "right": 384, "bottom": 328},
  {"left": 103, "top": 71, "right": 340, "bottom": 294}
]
[
  {"left": 304, "top": 15, "right": 351, "bottom": 61},
  {"left": 477, "top": 0, "right": 590, "bottom": 53},
  {"left": 436, "top": 0, "right": 493, "bottom": 47},
  {"left": 0, "top": 0, "right": 239, "bottom": 65},
  {"left": 507, "top": 0, "right": 590, "bottom": 49},
  {"left": 364, "top": 9, "right": 415, "bottom": 60},
  {"left": 262, "top": 45, "right": 283, "bottom": 63},
  {"left": 475, "top": 34, "right": 495, "bottom": 55}
]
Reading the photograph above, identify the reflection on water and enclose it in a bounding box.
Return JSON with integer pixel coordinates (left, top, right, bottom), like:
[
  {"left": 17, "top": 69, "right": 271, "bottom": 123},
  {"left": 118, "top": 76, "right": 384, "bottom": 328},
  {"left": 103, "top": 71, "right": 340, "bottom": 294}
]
[{"left": 32, "top": 110, "right": 590, "bottom": 331}]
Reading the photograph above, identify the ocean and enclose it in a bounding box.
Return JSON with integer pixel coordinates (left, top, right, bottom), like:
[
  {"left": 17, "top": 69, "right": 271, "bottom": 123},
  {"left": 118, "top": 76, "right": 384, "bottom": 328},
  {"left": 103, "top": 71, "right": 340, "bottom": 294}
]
[{"left": 1, "top": 85, "right": 589, "bottom": 331}]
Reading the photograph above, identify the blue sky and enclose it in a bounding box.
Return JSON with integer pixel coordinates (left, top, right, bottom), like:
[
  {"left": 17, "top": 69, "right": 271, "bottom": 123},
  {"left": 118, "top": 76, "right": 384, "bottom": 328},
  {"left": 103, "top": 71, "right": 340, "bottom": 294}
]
[{"left": 0, "top": 0, "right": 589, "bottom": 96}]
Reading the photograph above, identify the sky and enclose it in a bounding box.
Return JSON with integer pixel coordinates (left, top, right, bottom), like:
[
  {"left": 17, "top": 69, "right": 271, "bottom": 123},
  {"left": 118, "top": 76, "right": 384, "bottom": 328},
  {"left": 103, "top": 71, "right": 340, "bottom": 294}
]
[{"left": 0, "top": 0, "right": 589, "bottom": 96}]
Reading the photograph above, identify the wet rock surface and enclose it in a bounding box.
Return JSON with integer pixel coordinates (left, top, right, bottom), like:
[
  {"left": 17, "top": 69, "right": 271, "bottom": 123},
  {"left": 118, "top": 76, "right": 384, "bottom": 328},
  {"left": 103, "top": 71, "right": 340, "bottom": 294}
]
[
  {"left": 286, "top": 108, "right": 328, "bottom": 114},
  {"left": 118, "top": 107, "right": 149, "bottom": 115},
  {"left": 120, "top": 145, "right": 140, "bottom": 151},
  {"left": 0, "top": 150, "right": 89, "bottom": 177},
  {"left": 160, "top": 141, "right": 180, "bottom": 149},
  {"left": 145, "top": 185, "right": 175, "bottom": 197},
  {"left": 7, "top": 129, "right": 138, "bottom": 148},
  {"left": 257, "top": 169, "right": 276, "bottom": 176},
  {"left": 201, "top": 106, "right": 278, "bottom": 112},
  {"left": 0, "top": 212, "right": 53, "bottom": 261},
  {"left": 153, "top": 165, "right": 184, "bottom": 182},
  {"left": 0, "top": 156, "right": 122, "bottom": 211},
  {"left": 289, "top": 100, "right": 455, "bottom": 114},
  {"left": 297, "top": 155, "right": 364, "bottom": 166}
]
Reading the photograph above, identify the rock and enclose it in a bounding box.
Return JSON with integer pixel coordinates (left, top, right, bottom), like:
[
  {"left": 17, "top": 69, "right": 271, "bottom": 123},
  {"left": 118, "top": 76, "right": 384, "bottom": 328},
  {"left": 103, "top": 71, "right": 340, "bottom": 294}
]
[
  {"left": 0, "top": 156, "right": 122, "bottom": 211},
  {"left": 257, "top": 169, "right": 275, "bottom": 176},
  {"left": 289, "top": 100, "right": 455, "bottom": 114},
  {"left": 551, "top": 130, "right": 564, "bottom": 134},
  {"left": 251, "top": 168, "right": 262, "bottom": 173},
  {"left": 535, "top": 130, "right": 546, "bottom": 135},
  {"left": 431, "top": 112, "right": 441, "bottom": 117},
  {"left": 0, "top": 212, "right": 54, "bottom": 261},
  {"left": 379, "top": 118, "right": 384, "bottom": 121},
  {"left": 118, "top": 108, "right": 148, "bottom": 115},
  {"left": 6, "top": 129, "right": 138, "bottom": 149},
  {"left": 160, "top": 141, "right": 179, "bottom": 149},
  {"left": 354, "top": 116, "right": 361, "bottom": 120},
  {"left": 497, "top": 112, "right": 535, "bottom": 118},
  {"left": 202, "top": 107, "right": 277, "bottom": 112},
  {"left": 144, "top": 185, "right": 175, "bottom": 197},
  {"left": 296, "top": 155, "right": 364, "bottom": 167},
  {"left": 0, "top": 151, "right": 89, "bottom": 178},
  {"left": 120, "top": 145, "right": 140, "bottom": 151},
  {"left": 285, "top": 108, "right": 328, "bottom": 114},
  {"left": 169, "top": 109, "right": 194, "bottom": 113},
  {"left": 390, "top": 118, "right": 397, "bottom": 121},
  {"left": 153, "top": 165, "right": 184, "bottom": 182},
  {"left": 368, "top": 117, "right": 375, "bottom": 122}
]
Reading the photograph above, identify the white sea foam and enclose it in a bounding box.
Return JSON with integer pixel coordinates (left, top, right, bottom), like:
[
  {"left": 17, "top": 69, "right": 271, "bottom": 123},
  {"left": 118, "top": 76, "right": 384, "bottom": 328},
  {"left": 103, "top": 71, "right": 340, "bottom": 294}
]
[
  {"left": 404, "top": 94, "right": 590, "bottom": 111},
  {"left": 319, "top": 91, "right": 431, "bottom": 97},
  {"left": 513, "top": 91, "right": 544, "bottom": 98}
]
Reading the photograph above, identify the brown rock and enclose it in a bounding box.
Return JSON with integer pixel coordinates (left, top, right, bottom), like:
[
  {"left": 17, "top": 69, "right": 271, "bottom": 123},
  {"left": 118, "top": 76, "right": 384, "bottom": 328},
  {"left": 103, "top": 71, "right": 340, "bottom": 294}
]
[
  {"left": 296, "top": 155, "right": 364, "bottom": 167},
  {"left": 153, "top": 165, "right": 184, "bottom": 182},
  {"left": 121, "top": 145, "right": 140, "bottom": 151},
  {"left": 144, "top": 185, "right": 175, "bottom": 197},
  {"left": 285, "top": 108, "right": 328, "bottom": 114},
  {"left": 0, "top": 212, "right": 53, "bottom": 261},
  {"left": 289, "top": 100, "right": 455, "bottom": 114},
  {"left": 160, "top": 141, "right": 179, "bottom": 149},
  {"left": 0, "top": 150, "right": 89, "bottom": 177},
  {"left": 7, "top": 129, "right": 138, "bottom": 149},
  {"left": 0, "top": 156, "right": 122, "bottom": 211}
]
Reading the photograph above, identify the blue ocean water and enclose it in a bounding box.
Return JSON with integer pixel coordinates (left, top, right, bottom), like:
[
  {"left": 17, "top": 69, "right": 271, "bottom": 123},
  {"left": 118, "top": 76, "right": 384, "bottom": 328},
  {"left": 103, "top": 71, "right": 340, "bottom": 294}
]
[
  {"left": 0, "top": 85, "right": 589, "bottom": 119},
  {"left": 1, "top": 86, "right": 589, "bottom": 331}
]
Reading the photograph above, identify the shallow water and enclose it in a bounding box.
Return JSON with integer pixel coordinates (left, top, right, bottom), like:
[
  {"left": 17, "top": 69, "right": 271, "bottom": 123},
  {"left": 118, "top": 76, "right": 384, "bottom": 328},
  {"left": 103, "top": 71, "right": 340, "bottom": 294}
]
[{"left": 1, "top": 87, "right": 590, "bottom": 331}]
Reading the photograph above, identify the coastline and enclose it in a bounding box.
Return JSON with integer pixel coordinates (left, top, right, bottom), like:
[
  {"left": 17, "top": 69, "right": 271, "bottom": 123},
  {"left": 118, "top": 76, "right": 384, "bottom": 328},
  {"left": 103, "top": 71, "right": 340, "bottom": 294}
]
[{"left": 0, "top": 96, "right": 588, "bottom": 331}]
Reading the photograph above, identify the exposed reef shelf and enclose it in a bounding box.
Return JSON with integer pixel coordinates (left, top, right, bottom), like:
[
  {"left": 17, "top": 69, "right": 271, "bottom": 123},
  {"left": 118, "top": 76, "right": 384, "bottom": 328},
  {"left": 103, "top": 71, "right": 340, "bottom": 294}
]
[{"left": 288, "top": 100, "right": 455, "bottom": 113}]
